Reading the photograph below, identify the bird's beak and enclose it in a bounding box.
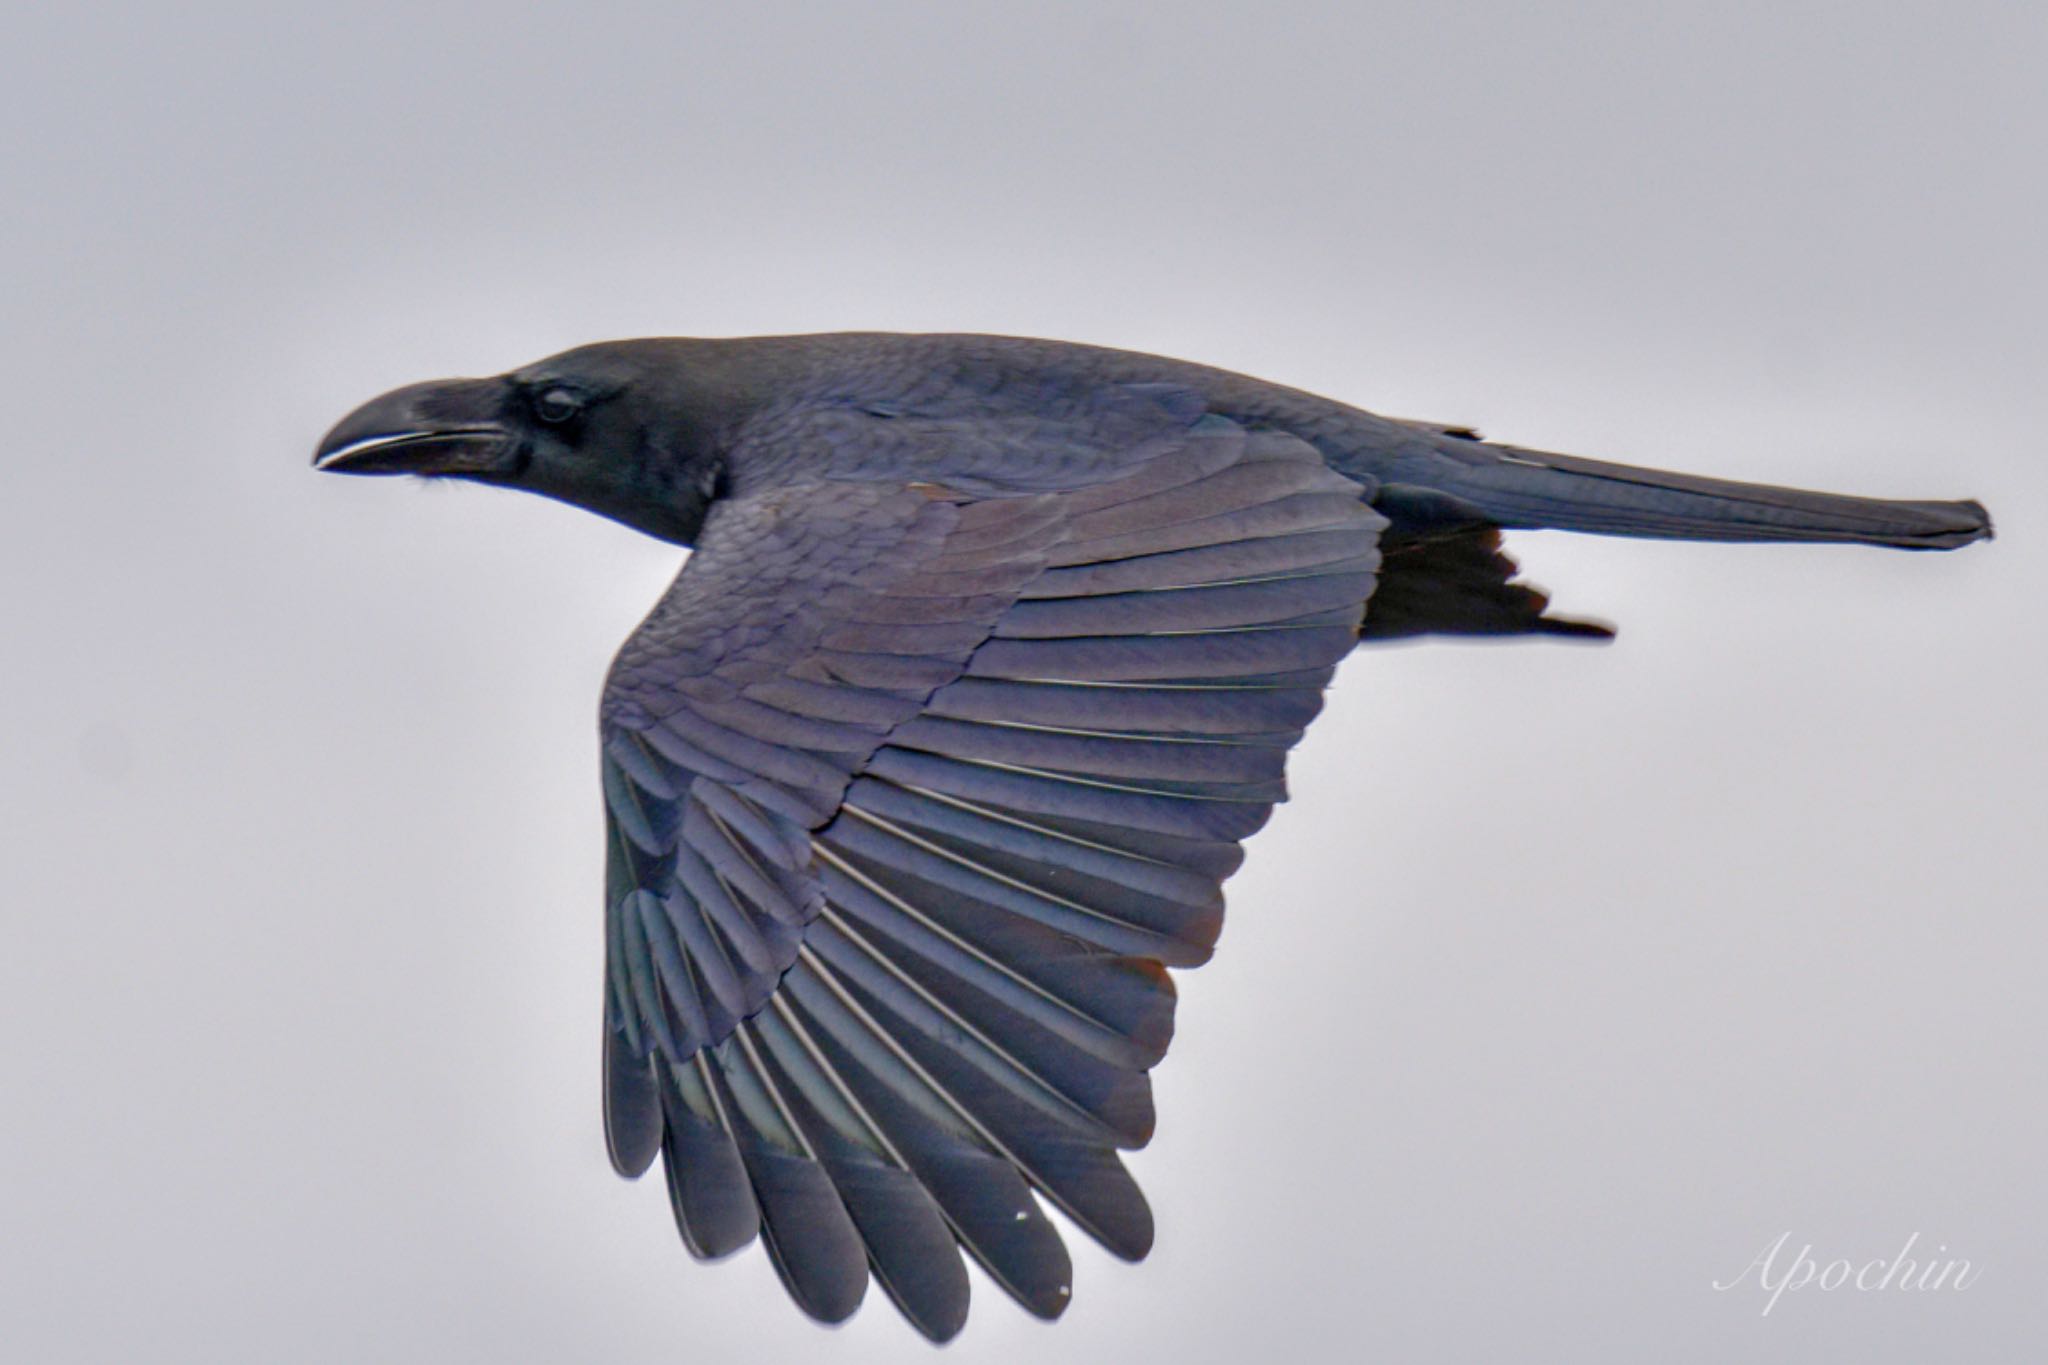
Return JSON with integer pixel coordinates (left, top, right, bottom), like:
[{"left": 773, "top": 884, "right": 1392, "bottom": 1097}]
[{"left": 313, "top": 378, "right": 512, "bottom": 476}]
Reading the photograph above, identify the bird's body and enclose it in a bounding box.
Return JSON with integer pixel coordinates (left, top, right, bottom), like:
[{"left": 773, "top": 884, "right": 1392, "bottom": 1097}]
[{"left": 317, "top": 333, "right": 1989, "bottom": 1340}]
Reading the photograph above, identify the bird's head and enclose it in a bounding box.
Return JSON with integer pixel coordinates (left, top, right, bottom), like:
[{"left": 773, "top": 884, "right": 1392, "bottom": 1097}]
[{"left": 314, "top": 340, "right": 733, "bottom": 545}]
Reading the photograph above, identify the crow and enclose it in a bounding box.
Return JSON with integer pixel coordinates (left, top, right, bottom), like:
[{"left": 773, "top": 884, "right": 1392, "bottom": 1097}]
[{"left": 316, "top": 333, "right": 1990, "bottom": 1340}]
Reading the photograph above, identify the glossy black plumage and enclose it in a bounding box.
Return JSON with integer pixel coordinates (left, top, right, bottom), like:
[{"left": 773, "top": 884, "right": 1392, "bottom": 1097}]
[{"left": 315, "top": 332, "right": 1991, "bottom": 1341}]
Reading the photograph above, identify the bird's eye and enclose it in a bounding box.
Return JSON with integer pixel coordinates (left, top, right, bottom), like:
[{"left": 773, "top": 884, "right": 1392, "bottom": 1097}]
[{"left": 533, "top": 386, "right": 584, "bottom": 425}]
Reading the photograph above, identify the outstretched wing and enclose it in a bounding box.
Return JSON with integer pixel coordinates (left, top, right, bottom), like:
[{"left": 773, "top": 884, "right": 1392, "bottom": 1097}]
[{"left": 598, "top": 407, "right": 1385, "bottom": 1340}]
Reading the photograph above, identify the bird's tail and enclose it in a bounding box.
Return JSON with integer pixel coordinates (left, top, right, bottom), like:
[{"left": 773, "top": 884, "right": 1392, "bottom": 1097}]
[{"left": 1421, "top": 438, "right": 1992, "bottom": 549}]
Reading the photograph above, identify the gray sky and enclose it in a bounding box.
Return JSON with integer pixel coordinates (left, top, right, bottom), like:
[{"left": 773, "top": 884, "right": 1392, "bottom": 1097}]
[{"left": 3, "top": 3, "right": 2042, "bottom": 1361}]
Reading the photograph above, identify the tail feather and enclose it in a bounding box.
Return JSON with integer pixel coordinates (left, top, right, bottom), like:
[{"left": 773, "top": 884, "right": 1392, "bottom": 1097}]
[
  {"left": 1422, "top": 436, "right": 1992, "bottom": 549},
  {"left": 1362, "top": 515, "right": 1614, "bottom": 642}
]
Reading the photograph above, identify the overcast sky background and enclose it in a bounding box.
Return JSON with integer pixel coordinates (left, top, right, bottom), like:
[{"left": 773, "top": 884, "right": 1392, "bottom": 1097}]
[{"left": 3, "top": 4, "right": 2043, "bottom": 1361}]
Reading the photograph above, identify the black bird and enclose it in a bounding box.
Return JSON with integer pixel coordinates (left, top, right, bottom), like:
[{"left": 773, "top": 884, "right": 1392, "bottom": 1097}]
[{"left": 316, "top": 333, "right": 1990, "bottom": 1340}]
